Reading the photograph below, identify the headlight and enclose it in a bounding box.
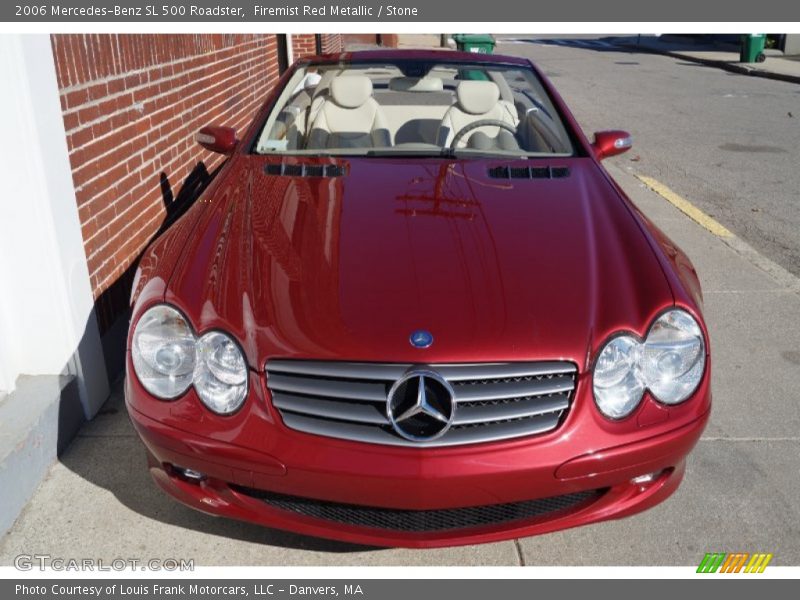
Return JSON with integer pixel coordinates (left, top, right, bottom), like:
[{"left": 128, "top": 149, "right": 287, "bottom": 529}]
[
  {"left": 194, "top": 331, "right": 248, "bottom": 414},
  {"left": 593, "top": 309, "right": 706, "bottom": 419},
  {"left": 641, "top": 310, "right": 705, "bottom": 404},
  {"left": 131, "top": 305, "right": 196, "bottom": 399},
  {"left": 593, "top": 335, "right": 646, "bottom": 419},
  {"left": 131, "top": 304, "right": 248, "bottom": 413}
]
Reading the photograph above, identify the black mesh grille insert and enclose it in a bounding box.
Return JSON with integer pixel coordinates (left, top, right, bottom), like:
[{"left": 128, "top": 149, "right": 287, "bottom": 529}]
[
  {"left": 303, "top": 165, "right": 325, "bottom": 177},
  {"left": 488, "top": 165, "right": 509, "bottom": 179},
  {"left": 233, "top": 486, "right": 603, "bottom": 532},
  {"left": 282, "top": 164, "right": 303, "bottom": 176},
  {"left": 264, "top": 163, "right": 282, "bottom": 175},
  {"left": 510, "top": 166, "right": 531, "bottom": 179},
  {"left": 487, "top": 165, "right": 571, "bottom": 180},
  {"left": 325, "top": 164, "right": 347, "bottom": 177},
  {"left": 263, "top": 163, "right": 347, "bottom": 177}
]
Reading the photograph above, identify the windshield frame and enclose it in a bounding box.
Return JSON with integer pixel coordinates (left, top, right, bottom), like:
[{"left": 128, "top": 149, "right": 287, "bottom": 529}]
[{"left": 246, "top": 56, "right": 588, "bottom": 160}]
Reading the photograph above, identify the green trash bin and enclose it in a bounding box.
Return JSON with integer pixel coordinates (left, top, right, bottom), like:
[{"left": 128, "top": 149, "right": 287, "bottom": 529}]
[
  {"left": 452, "top": 34, "right": 496, "bottom": 54},
  {"left": 740, "top": 34, "right": 767, "bottom": 63}
]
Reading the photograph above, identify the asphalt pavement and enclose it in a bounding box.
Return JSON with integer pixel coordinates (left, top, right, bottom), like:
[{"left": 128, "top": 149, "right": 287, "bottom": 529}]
[
  {"left": 2, "top": 36, "right": 799, "bottom": 567},
  {"left": 499, "top": 34, "right": 800, "bottom": 279}
]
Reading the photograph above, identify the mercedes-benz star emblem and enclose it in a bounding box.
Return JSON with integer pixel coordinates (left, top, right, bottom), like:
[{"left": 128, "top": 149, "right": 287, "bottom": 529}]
[
  {"left": 386, "top": 370, "right": 455, "bottom": 442},
  {"left": 409, "top": 329, "right": 433, "bottom": 348}
]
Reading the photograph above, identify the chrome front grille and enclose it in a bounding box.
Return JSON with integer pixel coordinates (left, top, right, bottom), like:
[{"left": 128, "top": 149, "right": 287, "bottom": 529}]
[{"left": 266, "top": 360, "right": 576, "bottom": 448}]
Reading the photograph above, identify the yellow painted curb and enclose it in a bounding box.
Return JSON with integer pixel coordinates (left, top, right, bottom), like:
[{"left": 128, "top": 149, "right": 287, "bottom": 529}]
[{"left": 636, "top": 175, "right": 734, "bottom": 239}]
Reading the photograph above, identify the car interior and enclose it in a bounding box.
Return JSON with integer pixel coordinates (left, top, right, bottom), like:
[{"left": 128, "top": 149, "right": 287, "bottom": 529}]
[{"left": 256, "top": 63, "right": 574, "bottom": 156}]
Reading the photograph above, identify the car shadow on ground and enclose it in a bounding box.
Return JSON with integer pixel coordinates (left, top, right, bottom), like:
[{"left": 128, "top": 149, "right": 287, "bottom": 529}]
[
  {"left": 500, "top": 35, "right": 634, "bottom": 53},
  {"left": 58, "top": 381, "right": 379, "bottom": 553},
  {"left": 498, "top": 34, "right": 741, "bottom": 60},
  {"left": 61, "top": 161, "right": 377, "bottom": 554}
]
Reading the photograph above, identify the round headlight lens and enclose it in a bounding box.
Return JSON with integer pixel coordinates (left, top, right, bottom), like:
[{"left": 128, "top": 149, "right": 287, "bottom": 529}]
[
  {"left": 592, "top": 335, "right": 646, "bottom": 419},
  {"left": 593, "top": 309, "right": 706, "bottom": 419},
  {"left": 131, "top": 305, "right": 196, "bottom": 399},
  {"left": 641, "top": 310, "right": 705, "bottom": 404},
  {"left": 193, "top": 331, "right": 248, "bottom": 414}
]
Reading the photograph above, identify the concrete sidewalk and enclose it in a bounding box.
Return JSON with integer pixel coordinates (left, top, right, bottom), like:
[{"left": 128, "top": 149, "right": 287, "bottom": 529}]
[
  {"left": 613, "top": 35, "right": 800, "bottom": 85},
  {"left": 396, "top": 34, "right": 447, "bottom": 49},
  {"left": 350, "top": 34, "right": 800, "bottom": 85},
  {"left": 1, "top": 160, "right": 799, "bottom": 566},
  {"left": 344, "top": 34, "right": 447, "bottom": 51}
]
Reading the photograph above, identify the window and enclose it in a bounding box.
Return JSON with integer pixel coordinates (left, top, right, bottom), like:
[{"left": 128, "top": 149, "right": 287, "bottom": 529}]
[{"left": 254, "top": 60, "right": 575, "bottom": 158}]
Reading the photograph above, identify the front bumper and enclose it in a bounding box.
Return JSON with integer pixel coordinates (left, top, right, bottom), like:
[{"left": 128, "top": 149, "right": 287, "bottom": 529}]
[{"left": 125, "top": 358, "right": 710, "bottom": 548}]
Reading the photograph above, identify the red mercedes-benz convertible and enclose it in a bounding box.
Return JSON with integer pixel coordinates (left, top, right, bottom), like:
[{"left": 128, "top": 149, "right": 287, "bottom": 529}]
[{"left": 125, "top": 50, "right": 710, "bottom": 548}]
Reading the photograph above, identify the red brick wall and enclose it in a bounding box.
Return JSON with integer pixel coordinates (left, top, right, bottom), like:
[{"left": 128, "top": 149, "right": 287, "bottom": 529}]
[
  {"left": 292, "top": 34, "right": 318, "bottom": 59},
  {"left": 51, "top": 34, "right": 283, "bottom": 302},
  {"left": 291, "top": 34, "right": 343, "bottom": 59},
  {"left": 320, "top": 34, "right": 344, "bottom": 54}
]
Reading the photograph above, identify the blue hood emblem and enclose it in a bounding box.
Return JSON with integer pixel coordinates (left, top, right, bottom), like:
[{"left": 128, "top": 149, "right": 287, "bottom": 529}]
[{"left": 409, "top": 330, "right": 434, "bottom": 348}]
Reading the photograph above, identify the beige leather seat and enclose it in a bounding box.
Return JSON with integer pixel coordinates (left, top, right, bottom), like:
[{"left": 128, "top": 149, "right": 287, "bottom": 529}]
[
  {"left": 437, "top": 80, "right": 519, "bottom": 149},
  {"left": 388, "top": 76, "right": 445, "bottom": 93},
  {"left": 304, "top": 70, "right": 340, "bottom": 137},
  {"left": 383, "top": 76, "right": 451, "bottom": 145},
  {"left": 307, "top": 76, "right": 391, "bottom": 149}
]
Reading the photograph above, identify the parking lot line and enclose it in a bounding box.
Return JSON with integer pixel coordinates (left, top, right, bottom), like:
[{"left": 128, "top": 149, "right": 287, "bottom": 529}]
[
  {"left": 635, "top": 175, "right": 734, "bottom": 239},
  {"left": 629, "top": 170, "right": 800, "bottom": 295}
]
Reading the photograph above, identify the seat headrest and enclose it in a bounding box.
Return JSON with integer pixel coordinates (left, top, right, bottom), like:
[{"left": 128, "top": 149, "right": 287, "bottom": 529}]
[
  {"left": 456, "top": 80, "right": 501, "bottom": 115},
  {"left": 330, "top": 75, "right": 373, "bottom": 109},
  {"left": 388, "top": 76, "right": 444, "bottom": 93}
]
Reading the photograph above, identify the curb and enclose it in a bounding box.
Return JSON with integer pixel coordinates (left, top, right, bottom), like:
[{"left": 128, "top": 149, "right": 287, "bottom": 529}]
[
  {"left": 633, "top": 173, "right": 800, "bottom": 296},
  {"left": 616, "top": 42, "right": 800, "bottom": 86},
  {"left": 0, "top": 374, "right": 81, "bottom": 537}
]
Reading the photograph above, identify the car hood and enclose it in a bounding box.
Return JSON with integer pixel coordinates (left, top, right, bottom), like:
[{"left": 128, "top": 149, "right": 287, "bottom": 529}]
[{"left": 166, "top": 156, "right": 673, "bottom": 370}]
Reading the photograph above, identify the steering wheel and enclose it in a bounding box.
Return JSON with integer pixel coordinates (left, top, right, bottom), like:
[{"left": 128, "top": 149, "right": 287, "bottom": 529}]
[{"left": 450, "top": 119, "right": 518, "bottom": 149}]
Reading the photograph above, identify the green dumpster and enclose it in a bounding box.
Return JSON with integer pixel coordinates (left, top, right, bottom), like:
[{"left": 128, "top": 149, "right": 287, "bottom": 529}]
[
  {"left": 453, "top": 34, "right": 496, "bottom": 54},
  {"left": 740, "top": 34, "right": 767, "bottom": 63}
]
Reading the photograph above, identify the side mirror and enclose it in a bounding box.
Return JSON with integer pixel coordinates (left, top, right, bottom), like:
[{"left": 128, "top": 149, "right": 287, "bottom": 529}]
[
  {"left": 196, "top": 125, "right": 237, "bottom": 154},
  {"left": 592, "top": 130, "right": 632, "bottom": 160}
]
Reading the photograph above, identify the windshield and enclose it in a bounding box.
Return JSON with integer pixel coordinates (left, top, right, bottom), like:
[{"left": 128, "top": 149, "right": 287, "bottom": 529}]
[{"left": 253, "top": 59, "right": 575, "bottom": 158}]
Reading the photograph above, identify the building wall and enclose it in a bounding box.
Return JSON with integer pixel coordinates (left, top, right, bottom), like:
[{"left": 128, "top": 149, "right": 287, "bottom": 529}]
[
  {"left": 320, "top": 34, "right": 344, "bottom": 54},
  {"left": 0, "top": 34, "right": 108, "bottom": 413},
  {"left": 50, "top": 33, "right": 343, "bottom": 341},
  {"left": 291, "top": 34, "right": 344, "bottom": 59},
  {"left": 783, "top": 34, "right": 800, "bottom": 55},
  {"left": 292, "top": 34, "right": 318, "bottom": 59},
  {"left": 51, "top": 34, "right": 283, "bottom": 308}
]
